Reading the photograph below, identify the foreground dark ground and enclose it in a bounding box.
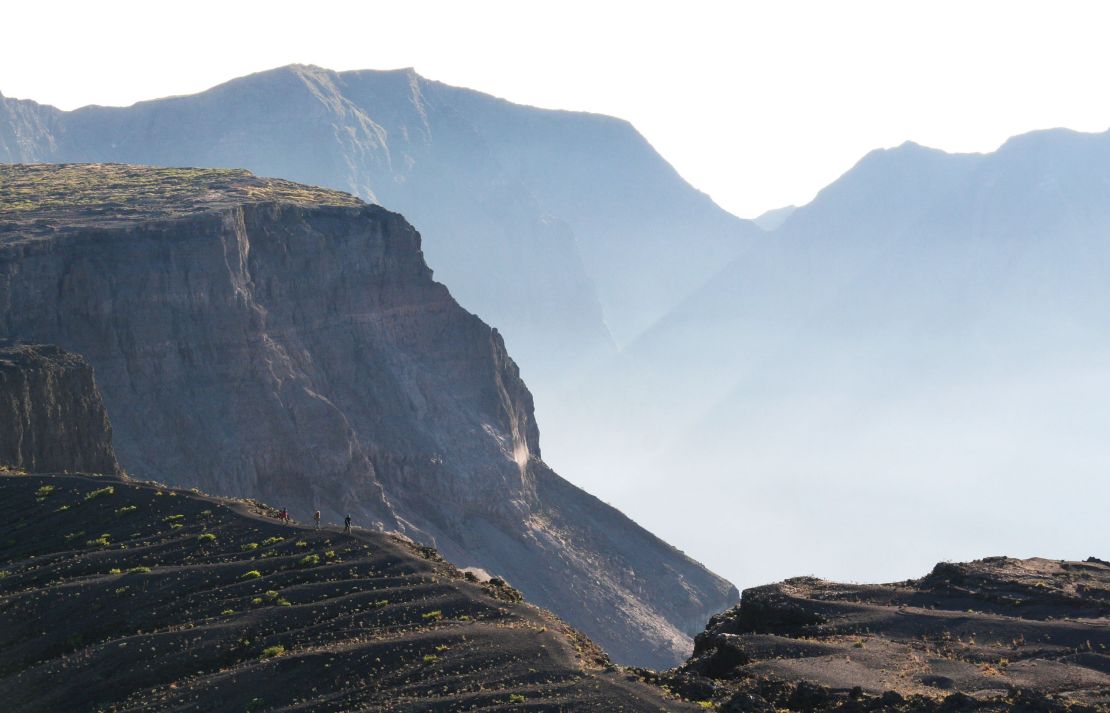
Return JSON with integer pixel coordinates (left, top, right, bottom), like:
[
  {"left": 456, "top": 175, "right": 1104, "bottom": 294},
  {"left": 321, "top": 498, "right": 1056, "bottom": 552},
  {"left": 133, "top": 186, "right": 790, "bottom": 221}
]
[
  {"left": 650, "top": 557, "right": 1110, "bottom": 712},
  {"left": 0, "top": 473, "right": 693, "bottom": 712}
]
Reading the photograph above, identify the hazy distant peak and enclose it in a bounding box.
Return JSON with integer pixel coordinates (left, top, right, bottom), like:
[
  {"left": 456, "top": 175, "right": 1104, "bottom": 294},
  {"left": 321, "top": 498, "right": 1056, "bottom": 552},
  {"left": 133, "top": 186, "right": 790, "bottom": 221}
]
[{"left": 752, "top": 204, "right": 797, "bottom": 231}]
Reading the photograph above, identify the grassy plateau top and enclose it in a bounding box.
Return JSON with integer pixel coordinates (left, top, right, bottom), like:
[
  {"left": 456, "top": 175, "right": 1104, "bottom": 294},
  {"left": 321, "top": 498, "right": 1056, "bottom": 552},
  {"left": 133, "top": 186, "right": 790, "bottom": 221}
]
[{"left": 0, "top": 163, "right": 364, "bottom": 238}]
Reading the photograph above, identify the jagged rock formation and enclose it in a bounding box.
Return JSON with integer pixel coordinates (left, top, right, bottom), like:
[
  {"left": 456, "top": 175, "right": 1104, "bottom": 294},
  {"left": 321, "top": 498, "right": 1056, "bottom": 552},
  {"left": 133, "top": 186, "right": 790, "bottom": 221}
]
[
  {"left": 0, "top": 164, "right": 737, "bottom": 668},
  {"left": 648, "top": 557, "right": 1110, "bottom": 712},
  {"left": 0, "top": 344, "right": 120, "bottom": 475},
  {"left": 0, "top": 473, "right": 699, "bottom": 712}
]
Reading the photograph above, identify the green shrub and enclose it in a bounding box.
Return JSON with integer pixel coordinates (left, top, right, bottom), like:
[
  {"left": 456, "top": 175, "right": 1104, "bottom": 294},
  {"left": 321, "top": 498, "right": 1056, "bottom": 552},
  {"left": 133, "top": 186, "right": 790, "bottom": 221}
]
[
  {"left": 298, "top": 554, "right": 321, "bottom": 568},
  {"left": 423, "top": 654, "right": 438, "bottom": 664},
  {"left": 84, "top": 486, "right": 115, "bottom": 500},
  {"left": 55, "top": 504, "right": 70, "bottom": 513},
  {"left": 197, "top": 533, "right": 217, "bottom": 544},
  {"left": 251, "top": 597, "right": 264, "bottom": 606},
  {"left": 108, "top": 568, "right": 122, "bottom": 575},
  {"left": 128, "top": 566, "right": 151, "bottom": 574},
  {"left": 509, "top": 694, "right": 526, "bottom": 704},
  {"left": 115, "top": 505, "right": 138, "bottom": 516},
  {"left": 241, "top": 570, "right": 262, "bottom": 580},
  {"left": 295, "top": 540, "right": 308, "bottom": 548},
  {"left": 324, "top": 550, "right": 337, "bottom": 560},
  {"left": 260, "top": 645, "right": 285, "bottom": 659},
  {"left": 221, "top": 609, "right": 235, "bottom": 615},
  {"left": 35, "top": 485, "right": 57, "bottom": 498},
  {"left": 261, "top": 536, "right": 283, "bottom": 547},
  {"left": 421, "top": 610, "right": 443, "bottom": 621},
  {"left": 241, "top": 542, "right": 259, "bottom": 551},
  {"left": 0, "top": 571, "right": 9, "bottom": 579},
  {"left": 86, "top": 534, "right": 111, "bottom": 547},
  {"left": 163, "top": 514, "right": 185, "bottom": 523},
  {"left": 169, "top": 523, "right": 183, "bottom": 530}
]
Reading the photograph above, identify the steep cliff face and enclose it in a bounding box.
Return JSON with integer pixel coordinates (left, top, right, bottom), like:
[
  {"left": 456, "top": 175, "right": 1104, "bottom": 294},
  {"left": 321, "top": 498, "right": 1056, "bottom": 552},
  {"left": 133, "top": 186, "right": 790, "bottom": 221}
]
[
  {"left": 0, "top": 164, "right": 737, "bottom": 668},
  {"left": 0, "top": 343, "right": 121, "bottom": 475}
]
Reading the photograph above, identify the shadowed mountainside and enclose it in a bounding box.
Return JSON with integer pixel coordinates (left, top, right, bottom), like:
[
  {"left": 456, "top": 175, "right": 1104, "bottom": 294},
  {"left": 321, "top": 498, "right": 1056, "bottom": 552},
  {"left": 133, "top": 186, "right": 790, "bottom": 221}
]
[
  {"left": 0, "top": 164, "right": 737, "bottom": 668},
  {"left": 647, "top": 556, "right": 1110, "bottom": 712},
  {"left": 0, "top": 473, "right": 698, "bottom": 712}
]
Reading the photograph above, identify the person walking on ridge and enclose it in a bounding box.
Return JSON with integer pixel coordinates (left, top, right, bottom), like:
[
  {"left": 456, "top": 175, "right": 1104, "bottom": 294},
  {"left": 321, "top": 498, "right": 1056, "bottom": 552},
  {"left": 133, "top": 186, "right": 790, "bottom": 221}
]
[
  {"left": 344, "top": 514, "right": 352, "bottom": 533},
  {"left": 313, "top": 510, "right": 321, "bottom": 529}
]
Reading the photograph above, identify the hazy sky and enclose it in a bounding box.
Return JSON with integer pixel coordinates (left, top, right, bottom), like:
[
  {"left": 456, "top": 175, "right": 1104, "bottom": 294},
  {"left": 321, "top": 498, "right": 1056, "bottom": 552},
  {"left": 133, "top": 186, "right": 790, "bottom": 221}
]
[{"left": 4, "top": 1, "right": 1110, "bottom": 216}]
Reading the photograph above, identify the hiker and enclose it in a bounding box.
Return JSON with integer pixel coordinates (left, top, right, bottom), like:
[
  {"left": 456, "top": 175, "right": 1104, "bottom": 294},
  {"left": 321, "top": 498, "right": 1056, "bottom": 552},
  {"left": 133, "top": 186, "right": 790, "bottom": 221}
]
[
  {"left": 313, "top": 510, "right": 321, "bottom": 529},
  {"left": 344, "top": 514, "right": 352, "bottom": 533},
  {"left": 279, "top": 507, "right": 289, "bottom": 522}
]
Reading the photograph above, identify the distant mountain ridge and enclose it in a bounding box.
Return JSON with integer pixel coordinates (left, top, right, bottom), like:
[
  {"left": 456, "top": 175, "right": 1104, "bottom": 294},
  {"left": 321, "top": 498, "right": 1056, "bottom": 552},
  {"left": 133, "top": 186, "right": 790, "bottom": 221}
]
[
  {"left": 0, "top": 64, "right": 757, "bottom": 379},
  {"left": 560, "top": 126, "right": 1110, "bottom": 589}
]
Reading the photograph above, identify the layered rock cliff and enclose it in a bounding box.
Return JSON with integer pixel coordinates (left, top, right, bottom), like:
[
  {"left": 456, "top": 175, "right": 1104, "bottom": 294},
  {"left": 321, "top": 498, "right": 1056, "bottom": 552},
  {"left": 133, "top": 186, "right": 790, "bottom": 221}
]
[
  {"left": 0, "top": 163, "right": 737, "bottom": 667},
  {"left": 0, "top": 343, "right": 120, "bottom": 475}
]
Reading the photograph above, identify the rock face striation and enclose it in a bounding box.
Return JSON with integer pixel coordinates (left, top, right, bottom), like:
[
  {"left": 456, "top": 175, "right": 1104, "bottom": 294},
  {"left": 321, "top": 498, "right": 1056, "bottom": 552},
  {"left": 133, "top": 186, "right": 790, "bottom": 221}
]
[
  {"left": 0, "top": 343, "right": 120, "bottom": 475},
  {"left": 651, "top": 557, "right": 1110, "bottom": 712},
  {"left": 0, "top": 164, "right": 737, "bottom": 668}
]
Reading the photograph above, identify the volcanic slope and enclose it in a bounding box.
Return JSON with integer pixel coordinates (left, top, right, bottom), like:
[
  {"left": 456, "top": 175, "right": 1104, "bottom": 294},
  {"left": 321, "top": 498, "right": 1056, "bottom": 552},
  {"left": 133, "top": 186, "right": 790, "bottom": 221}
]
[
  {"left": 0, "top": 473, "right": 695, "bottom": 712},
  {"left": 652, "top": 557, "right": 1110, "bottom": 712}
]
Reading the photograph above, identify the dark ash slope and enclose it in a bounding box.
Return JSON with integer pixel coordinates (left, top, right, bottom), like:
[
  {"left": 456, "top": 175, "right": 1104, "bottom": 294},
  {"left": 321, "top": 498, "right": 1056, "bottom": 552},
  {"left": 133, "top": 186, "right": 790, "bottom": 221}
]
[{"left": 0, "top": 473, "right": 695, "bottom": 712}]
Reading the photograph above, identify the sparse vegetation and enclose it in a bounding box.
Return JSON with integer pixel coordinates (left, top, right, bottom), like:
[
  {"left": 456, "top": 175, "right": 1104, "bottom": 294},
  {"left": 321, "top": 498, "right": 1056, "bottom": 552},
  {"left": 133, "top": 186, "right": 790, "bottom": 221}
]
[
  {"left": 197, "top": 533, "right": 217, "bottom": 544},
  {"left": 260, "top": 645, "right": 285, "bottom": 659},
  {"left": 35, "top": 485, "right": 57, "bottom": 499},
  {"left": 0, "top": 164, "right": 363, "bottom": 218},
  {"left": 241, "top": 570, "right": 262, "bottom": 580},
  {"left": 298, "top": 554, "right": 321, "bottom": 567},
  {"left": 127, "top": 566, "right": 151, "bottom": 574},
  {"left": 422, "top": 610, "right": 443, "bottom": 621},
  {"left": 84, "top": 486, "right": 115, "bottom": 500},
  {"left": 241, "top": 542, "right": 259, "bottom": 551},
  {"left": 115, "top": 505, "right": 138, "bottom": 516},
  {"left": 261, "top": 536, "right": 283, "bottom": 547},
  {"left": 85, "top": 530, "right": 111, "bottom": 546}
]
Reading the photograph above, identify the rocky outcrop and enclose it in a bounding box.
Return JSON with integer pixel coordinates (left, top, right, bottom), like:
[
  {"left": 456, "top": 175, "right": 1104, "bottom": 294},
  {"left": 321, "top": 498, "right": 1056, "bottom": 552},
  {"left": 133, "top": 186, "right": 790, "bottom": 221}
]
[
  {"left": 651, "top": 557, "right": 1110, "bottom": 712},
  {"left": 0, "top": 343, "right": 120, "bottom": 475},
  {"left": 0, "top": 164, "right": 737, "bottom": 668}
]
